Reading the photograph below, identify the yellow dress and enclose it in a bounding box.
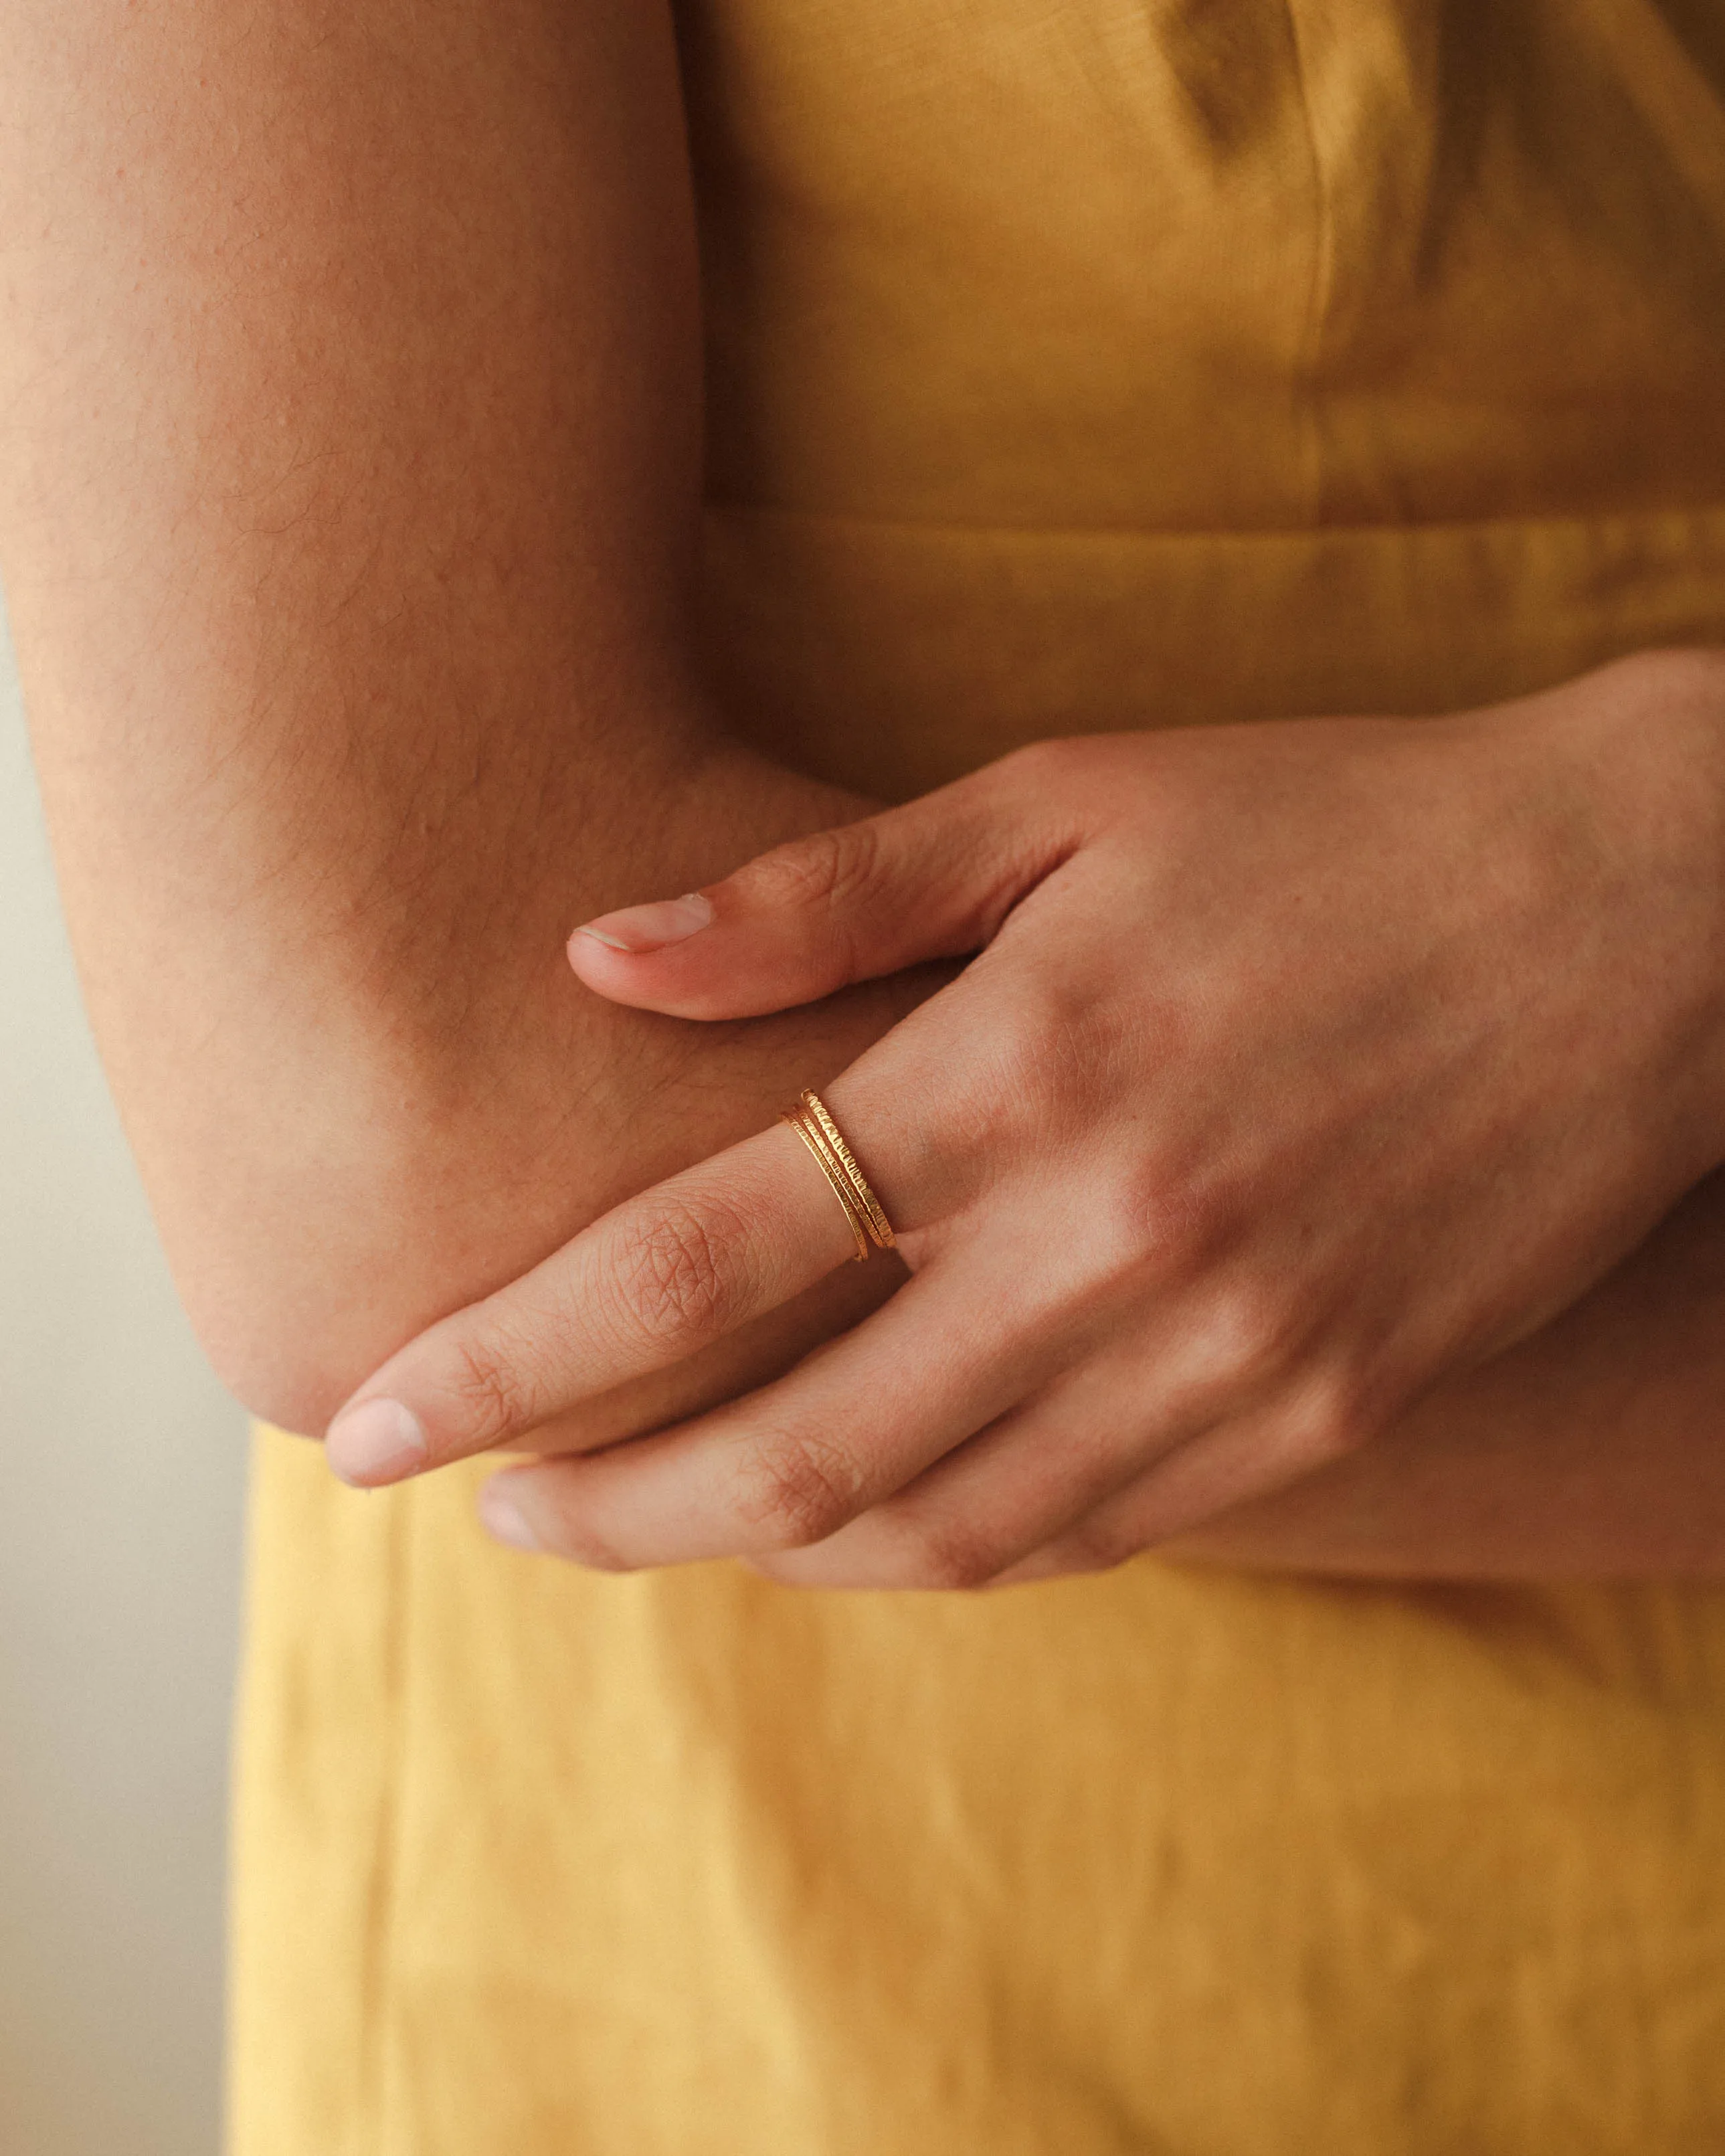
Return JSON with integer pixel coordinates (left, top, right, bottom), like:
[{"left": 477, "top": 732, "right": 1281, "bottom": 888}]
[{"left": 231, "top": 5, "right": 1725, "bottom": 2149}]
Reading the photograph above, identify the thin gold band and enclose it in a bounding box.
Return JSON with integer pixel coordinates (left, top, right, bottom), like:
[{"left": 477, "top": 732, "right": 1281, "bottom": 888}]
[
  {"left": 780, "top": 1088, "right": 897, "bottom": 1261},
  {"left": 784, "top": 1105, "right": 871, "bottom": 1262},
  {"left": 796, "top": 1090, "right": 897, "bottom": 1251}
]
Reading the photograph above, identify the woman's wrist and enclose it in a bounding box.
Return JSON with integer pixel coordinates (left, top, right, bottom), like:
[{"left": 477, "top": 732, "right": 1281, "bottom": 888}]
[{"left": 1509, "top": 647, "right": 1725, "bottom": 1182}]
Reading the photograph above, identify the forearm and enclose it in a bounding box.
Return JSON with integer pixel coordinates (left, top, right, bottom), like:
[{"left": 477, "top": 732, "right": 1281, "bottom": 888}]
[
  {"left": 1170, "top": 1167, "right": 1725, "bottom": 1578},
  {"left": 0, "top": 0, "right": 915, "bottom": 1433}
]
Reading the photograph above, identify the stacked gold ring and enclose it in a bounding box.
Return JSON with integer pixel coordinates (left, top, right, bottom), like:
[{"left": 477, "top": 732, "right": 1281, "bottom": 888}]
[{"left": 781, "top": 1088, "right": 897, "bottom": 1262}]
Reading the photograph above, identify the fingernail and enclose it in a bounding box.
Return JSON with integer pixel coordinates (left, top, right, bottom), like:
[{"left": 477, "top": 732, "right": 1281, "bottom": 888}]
[
  {"left": 480, "top": 1479, "right": 543, "bottom": 1553},
  {"left": 325, "top": 1397, "right": 427, "bottom": 1488},
  {"left": 572, "top": 892, "right": 713, "bottom": 955}
]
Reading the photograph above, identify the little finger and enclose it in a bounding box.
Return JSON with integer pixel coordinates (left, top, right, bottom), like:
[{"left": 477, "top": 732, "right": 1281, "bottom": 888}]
[
  {"left": 473, "top": 1260, "right": 1068, "bottom": 1569},
  {"left": 747, "top": 1336, "right": 1225, "bottom": 1592},
  {"left": 988, "top": 1373, "right": 1371, "bottom": 1588}
]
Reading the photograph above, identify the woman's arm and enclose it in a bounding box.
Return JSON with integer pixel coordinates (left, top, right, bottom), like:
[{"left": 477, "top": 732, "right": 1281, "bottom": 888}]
[
  {"left": 0, "top": 0, "right": 915, "bottom": 1438},
  {"left": 317, "top": 658, "right": 1725, "bottom": 1583}
]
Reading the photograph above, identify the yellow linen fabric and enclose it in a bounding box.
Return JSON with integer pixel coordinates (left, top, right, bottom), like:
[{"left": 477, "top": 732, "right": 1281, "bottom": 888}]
[{"left": 231, "top": 4, "right": 1725, "bottom": 2151}]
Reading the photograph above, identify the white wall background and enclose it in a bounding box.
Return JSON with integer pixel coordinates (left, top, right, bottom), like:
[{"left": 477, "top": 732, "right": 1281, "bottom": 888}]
[{"left": 0, "top": 607, "right": 248, "bottom": 2155}]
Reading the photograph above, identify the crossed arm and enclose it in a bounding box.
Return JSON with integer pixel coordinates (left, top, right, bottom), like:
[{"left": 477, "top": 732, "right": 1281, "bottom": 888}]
[
  {"left": 0, "top": 0, "right": 921, "bottom": 1450},
  {"left": 8, "top": 0, "right": 1725, "bottom": 1584}
]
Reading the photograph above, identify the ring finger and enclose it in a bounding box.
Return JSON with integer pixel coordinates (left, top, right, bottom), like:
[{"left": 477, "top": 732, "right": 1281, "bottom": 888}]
[{"left": 985, "top": 1375, "right": 1366, "bottom": 1589}]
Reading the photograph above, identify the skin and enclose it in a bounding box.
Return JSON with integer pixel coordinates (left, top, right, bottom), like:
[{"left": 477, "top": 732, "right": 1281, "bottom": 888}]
[
  {"left": 0, "top": 0, "right": 919, "bottom": 1450},
  {"left": 327, "top": 653, "right": 1725, "bottom": 1587},
  {"left": 7, "top": 2, "right": 1725, "bottom": 1584}
]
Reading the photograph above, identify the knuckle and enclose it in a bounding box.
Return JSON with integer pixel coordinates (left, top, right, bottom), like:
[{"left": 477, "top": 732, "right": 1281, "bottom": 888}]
[
  {"left": 513, "top": 1484, "right": 634, "bottom": 1571},
  {"left": 444, "top": 1328, "right": 538, "bottom": 1445},
  {"left": 898, "top": 1517, "right": 1004, "bottom": 1592},
  {"left": 988, "top": 734, "right": 1129, "bottom": 834},
  {"left": 609, "top": 1194, "right": 746, "bottom": 1348},
  {"left": 945, "top": 980, "right": 1095, "bottom": 1155},
  {"left": 1054, "top": 1518, "right": 1137, "bottom": 1577},
  {"left": 1108, "top": 1144, "right": 1237, "bottom": 1280},
  {"left": 547, "top": 1516, "right": 634, "bottom": 1573},
  {"left": 994, "top": 735, "right": 1084, "bottom": 792},
  {"left": 1196, "top": 1278, "right": 1307, "bottom": 1394},
  {"left": 1285, "top": 1365, "right": 1378, "bottom": 1466},
  {"left": 742, "top": 820, "right": 881, "bottom": 917},
  {"left": 1065, "top": 1154, "right": 1229, "bottom": 1322},
  {"left": 734, "top": 1428, "right": 866, "bottom": 1548}
]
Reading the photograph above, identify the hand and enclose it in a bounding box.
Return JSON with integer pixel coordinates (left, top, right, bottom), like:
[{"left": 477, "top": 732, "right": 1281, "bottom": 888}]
[{"left": 324, "top": 651, "right": 1725, "bottom": 1589}]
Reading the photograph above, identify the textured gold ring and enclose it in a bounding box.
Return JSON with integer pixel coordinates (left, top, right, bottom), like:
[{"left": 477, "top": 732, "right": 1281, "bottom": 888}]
[
  {"left": 784, "top": 1106, "right": 871, "bottom": 1261},
  {"left": 780, "top": 1088, "right": 897, "bottom": 1261}
]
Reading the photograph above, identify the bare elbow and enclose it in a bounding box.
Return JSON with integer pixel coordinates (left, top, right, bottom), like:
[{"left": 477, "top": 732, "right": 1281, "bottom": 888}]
[
  {"left": 185, "top": 1259, "right": 420, "bottom": 1442},
  {"left": 167, "top": 1138, "right": 622, "bottom": 1441}
]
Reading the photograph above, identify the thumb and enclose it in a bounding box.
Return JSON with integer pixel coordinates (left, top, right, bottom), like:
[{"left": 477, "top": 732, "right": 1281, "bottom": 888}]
[{"left": 567, "top": 747, "right": 1083, "bottom": 1019}]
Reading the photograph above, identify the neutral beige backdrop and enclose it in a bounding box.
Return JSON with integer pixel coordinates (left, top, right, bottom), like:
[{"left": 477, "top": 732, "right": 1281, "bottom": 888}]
[{"left": 1, "top": 603, "right": 248, "bottom": 2156}]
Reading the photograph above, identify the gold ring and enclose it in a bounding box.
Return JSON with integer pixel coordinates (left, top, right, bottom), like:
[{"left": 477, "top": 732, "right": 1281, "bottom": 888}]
[
  {"left": 784, "top": 1107, "right": 870, "bottom": 1261},
  {"left": 780, "top": 1088, "right": 897, "bottom": 1261}
]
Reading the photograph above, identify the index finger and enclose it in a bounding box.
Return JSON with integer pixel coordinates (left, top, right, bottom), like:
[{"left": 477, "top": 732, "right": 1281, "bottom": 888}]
[{"left": 321, "top": 1113, "right": 899, "bottom": 1486}]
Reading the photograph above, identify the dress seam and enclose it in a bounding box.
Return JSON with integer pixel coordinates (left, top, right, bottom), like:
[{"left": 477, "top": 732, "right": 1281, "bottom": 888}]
[
  {"left": 702, "top": 497, "right": 1725, "bottom": 547},
  {"left": 1279, "top": 0, "right": 1332, "bottom": 525}
]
